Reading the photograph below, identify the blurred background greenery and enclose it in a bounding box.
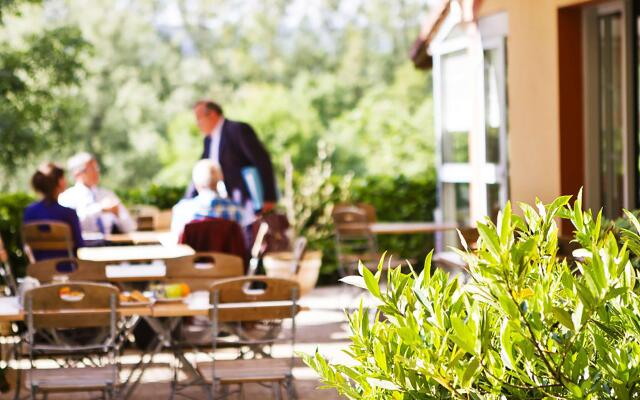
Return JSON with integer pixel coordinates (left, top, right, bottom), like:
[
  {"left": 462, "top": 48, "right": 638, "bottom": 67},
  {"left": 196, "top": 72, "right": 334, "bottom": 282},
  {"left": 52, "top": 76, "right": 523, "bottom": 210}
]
[
  {"left": 0, "top": 0, "right": 437, "bottom": 279},
  {"left": 0, "top": 0, "right": 434, "bottom": 190}
]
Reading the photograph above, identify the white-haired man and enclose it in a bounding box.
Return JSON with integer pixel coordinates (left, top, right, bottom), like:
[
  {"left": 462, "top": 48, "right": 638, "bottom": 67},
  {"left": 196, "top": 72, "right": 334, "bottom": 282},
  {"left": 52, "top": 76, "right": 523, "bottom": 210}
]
[
  {"left": 59, "top": 152, "right": 136, "bottom": 234},
  {"left": 171, "top": 159, "right": 244, "bottom": 236}
]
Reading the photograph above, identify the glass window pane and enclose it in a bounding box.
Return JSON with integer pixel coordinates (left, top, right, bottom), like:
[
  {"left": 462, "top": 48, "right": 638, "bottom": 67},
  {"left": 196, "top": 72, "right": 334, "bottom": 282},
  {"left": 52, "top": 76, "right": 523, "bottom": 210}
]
[
  {"left": 598, "top": 13, "right": 625, "bottom": 219},
  {"left": 484, "top": 48, "right": 501, "bottom": 164},
  {"left": 442, "top": 50, "right": 470, "bottom": 163},
  {"left": 442, "top": 182, "right": 470, "bottom": 246},
  {"left": 442, "top": 131, "right": 469, "bottom": 163},
  {"left": 442, "top": 182, "right": 470, "bottom": 225}
]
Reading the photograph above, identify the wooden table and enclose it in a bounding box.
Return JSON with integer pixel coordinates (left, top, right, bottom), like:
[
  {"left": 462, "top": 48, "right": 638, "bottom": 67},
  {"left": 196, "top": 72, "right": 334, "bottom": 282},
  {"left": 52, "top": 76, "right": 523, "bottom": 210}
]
[
  {"left": 369, "top": 221, "right": 458, "bottom": 235},
  {"left": 106, "top": 230, "right": 172, "bottom": 245},
  {"left": 0, "top": 301, "right": 304, "bottom": 323},
  {"left": 82, "top": 230, "right": 173, "bottom": 245},
  {"left": 78, "top": 244, "right": 194, "bottom": 263}
]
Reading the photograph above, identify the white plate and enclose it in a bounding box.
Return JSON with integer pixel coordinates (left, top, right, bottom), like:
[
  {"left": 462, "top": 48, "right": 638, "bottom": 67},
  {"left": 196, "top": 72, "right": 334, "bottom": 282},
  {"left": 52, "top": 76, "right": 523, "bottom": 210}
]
[
  {"left": 154, "top": 296, "right": 187, "bottom": 303},
  {"left": 120, "top": 300, "right": 154, "bottom": 307}
]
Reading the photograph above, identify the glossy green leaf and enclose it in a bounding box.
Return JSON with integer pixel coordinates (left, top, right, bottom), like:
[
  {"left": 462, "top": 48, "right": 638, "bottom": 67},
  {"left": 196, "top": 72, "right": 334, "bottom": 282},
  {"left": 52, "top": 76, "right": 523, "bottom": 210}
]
[{"left": 552, "top": 307, "right": 575, "bottom": 331}]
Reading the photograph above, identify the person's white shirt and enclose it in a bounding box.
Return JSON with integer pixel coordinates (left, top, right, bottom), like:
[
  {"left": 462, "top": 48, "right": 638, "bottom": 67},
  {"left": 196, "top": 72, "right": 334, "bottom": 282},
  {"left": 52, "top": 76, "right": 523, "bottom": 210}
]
[
  {"left": 59, "top": 183, "right": 136, "bottom": 234},
  {"left": 208, "top": 117, "right": 224, "bottom": 163}
]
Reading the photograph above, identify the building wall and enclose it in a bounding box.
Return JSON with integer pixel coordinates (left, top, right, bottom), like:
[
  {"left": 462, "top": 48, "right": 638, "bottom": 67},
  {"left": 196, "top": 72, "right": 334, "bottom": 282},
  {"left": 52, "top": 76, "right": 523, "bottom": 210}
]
[{"left": 474, "top": 0, "right": 598, "bottom": 205}]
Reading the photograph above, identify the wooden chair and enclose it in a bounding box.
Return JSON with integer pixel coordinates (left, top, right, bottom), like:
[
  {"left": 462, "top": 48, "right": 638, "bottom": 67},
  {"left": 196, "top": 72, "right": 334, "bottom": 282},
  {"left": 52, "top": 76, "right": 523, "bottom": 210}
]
[
  {"left": 0, "top": 234, "right": 17, "bottom": 295},
  {"left": 26, "top": 258, "right": 107, "bottom": 283},
  {"left": 335, "top": 202, "right": 377, "bottom": 222},
  {"left": 166, "top": 252, "right": 244, "bottom": 291},
  {"left": 197, "top": 277, "right": 300, "bottom": 399},
  {"left": 332, "top": 206, "right": 380, "bottom": 277},
  {"left": 168, "top": 253, "right": 245, "bottom": 354},
  {"left": 22, "top": 221, "right": 74, "bottom": 263},
  {"left": 23, "top": 282, "right": 120, "bottom": 399},
  {"left": 130, "top": 204, "right": 160, "bottom": 231}
]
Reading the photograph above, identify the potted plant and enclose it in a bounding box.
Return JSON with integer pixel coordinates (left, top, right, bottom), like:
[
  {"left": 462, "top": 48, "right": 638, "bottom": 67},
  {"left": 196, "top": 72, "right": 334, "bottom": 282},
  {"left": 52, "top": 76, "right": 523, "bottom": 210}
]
[{"left": 262, "top": 142, "right": 351, "bottom": 296}]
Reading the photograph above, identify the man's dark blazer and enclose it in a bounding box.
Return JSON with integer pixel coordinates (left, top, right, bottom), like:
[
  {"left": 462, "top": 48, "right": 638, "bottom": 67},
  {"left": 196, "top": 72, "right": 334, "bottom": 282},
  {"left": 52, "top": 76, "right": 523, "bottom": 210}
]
[{"left": 187, "top": 119, "right": 277, "bottom": 205}]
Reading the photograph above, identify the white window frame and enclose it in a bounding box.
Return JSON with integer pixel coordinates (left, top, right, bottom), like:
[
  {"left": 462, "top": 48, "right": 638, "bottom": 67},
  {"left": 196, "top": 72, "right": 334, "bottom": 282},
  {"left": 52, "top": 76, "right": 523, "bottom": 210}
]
[
  {"left": 430, "top": 8, "right": 509, "bottom": 232},
  {"left": 480, "top": 35, "right": 509, "bottom": 215}
]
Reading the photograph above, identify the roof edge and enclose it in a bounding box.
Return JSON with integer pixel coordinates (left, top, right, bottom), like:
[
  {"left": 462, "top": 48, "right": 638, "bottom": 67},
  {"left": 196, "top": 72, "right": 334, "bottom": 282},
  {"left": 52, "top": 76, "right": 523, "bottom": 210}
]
[{"left": 410, "top": 0, "right": 484, "bottom": 70}]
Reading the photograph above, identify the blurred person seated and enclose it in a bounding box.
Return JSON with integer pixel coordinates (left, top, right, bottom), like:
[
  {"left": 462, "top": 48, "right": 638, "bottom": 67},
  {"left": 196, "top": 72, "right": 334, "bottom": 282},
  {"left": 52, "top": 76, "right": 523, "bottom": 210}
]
[
  {"left": 171, "top": 159, "right": 244, "bottom": 237},
  {"left": 23, "top": 163, "right": 84, "bottom": 260},
  {"left": 59, "top": 152, "right": 136, "bottom": 234}
]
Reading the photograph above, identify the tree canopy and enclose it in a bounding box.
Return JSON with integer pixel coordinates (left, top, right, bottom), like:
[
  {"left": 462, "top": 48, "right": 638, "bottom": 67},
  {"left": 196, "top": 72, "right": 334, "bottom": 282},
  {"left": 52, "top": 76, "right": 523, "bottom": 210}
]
[{"left": 0, "top": 0, "right": 434, "bottom": 190}]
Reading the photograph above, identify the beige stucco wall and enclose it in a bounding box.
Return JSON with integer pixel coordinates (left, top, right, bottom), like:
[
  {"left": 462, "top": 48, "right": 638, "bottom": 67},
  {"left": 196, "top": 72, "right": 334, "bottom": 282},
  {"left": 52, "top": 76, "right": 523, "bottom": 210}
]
[{"left": 475, "top": 0, "right": 596, "bottom": 205}]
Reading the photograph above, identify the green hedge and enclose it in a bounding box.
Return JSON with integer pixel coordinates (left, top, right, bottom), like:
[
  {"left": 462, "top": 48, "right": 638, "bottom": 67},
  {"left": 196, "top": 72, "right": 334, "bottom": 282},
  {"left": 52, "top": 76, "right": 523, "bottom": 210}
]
[
  {"left": 352, "top": 171, "right": 437, "bottom": 266},
  {"left": 0, "top": 174, "right": 437, "bottom": 281},
  {"left": 116, "top": 184, "right": 184, "bottom": 210},
  {"left": 0, "top": 193, "right": 35, "bottom": 280}
]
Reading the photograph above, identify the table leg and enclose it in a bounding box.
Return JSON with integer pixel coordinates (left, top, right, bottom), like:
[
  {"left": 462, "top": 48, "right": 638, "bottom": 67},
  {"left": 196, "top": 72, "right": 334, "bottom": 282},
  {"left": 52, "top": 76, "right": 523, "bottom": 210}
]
[
  {"left": 121, "top": 316, "right": 178, "bottom": 400},
  {"left": 121, "top": 339, "right": 164, "bottom": 400},
  {"left": 122, "top": 316, "right": 211, "bottom": 399}
]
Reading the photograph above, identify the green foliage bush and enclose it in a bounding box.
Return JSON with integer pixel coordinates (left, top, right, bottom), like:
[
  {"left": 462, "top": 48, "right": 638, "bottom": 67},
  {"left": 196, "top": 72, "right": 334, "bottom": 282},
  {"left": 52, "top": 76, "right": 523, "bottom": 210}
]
[
  {"left": 306, "top": 194, "right": 640, "bottom": 398},
  {"left": 351, "top": 171, "right": 437, "bottom": 267},
  {"left": 282, "top": 167, "right": 437, "bottom": 279},
  {"left": 110, "top": 171, "right": 438, "bottom": 279},
  {"left": 116, "top": 184, "right": 185, "bottom": 210},
  {"left": 0, "top": 172, "right": 437, "bottom": 282},
  {"left": 0, "top": 192, "right": 34, "bottom": 279}
]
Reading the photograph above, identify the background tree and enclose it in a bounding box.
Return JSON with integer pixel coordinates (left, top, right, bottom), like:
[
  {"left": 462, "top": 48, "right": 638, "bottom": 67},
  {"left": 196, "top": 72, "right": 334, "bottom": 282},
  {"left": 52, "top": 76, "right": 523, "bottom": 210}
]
[
  {"left": 0, "top": 0, "right": 88, "bottom": 189},
  {"left": 1, "top": 0, "right": 434, "bottom": 189}
]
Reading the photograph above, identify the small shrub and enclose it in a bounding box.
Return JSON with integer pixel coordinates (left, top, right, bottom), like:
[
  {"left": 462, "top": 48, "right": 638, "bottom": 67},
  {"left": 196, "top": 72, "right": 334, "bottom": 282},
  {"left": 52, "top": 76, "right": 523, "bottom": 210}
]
[
  {"left": 116, "top": 184, "right": 185, "bottom": 210},
  {"left": 0, "top": 192, "right": 34, "bottom": 278},
  {"left": 306, "top": 194, "right": 640, "bottom": 398}
]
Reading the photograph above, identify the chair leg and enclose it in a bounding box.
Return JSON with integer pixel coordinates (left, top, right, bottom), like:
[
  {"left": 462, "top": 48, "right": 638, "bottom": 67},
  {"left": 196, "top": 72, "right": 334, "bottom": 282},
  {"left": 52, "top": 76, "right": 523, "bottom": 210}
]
[
  {"left": 201, "top": 385, "right": 214, "bottom": 400},
  {"left": 272, "top": 382, "right": 282, "bottom": 400},
  {"left": 237, "top": 383, "right": 244, "bottom": 400},
  {"left": 285, "top": 377, "right": 297, "bottom": 400},
  {"left": 30, "top": 384, "right": 37, "bottom": 400},
  {"left": 108, "top": 384, "right": 116, "bottom": 400},
  {"left": 169, "top": 380, "right": 177, "bottom": 400}
]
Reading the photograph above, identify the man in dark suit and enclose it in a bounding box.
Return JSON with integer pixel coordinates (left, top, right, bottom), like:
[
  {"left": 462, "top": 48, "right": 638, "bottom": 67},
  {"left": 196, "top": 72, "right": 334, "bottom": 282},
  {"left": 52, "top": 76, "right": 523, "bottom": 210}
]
[{"left": 189, "top": 100, "right": 277, "bottom": 213}]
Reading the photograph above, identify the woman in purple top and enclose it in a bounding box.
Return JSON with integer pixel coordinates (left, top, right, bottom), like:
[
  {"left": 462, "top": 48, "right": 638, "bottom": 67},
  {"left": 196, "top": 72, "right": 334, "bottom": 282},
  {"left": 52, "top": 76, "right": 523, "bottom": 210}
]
[{"left": 23, "top": 163, "right": 84, "bottom": 261}]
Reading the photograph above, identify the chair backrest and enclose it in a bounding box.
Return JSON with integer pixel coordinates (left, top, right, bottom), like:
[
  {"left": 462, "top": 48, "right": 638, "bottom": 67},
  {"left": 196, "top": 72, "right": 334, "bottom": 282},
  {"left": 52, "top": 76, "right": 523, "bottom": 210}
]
[
  {"left": 0, "top": 234, "right": 17, "bottom": 295},
  {"left": 22, "top": 220, "right": 74, "bottom": 261},
  {"left": 334, "top": 203, "right": 377, "bottom": 223},
  {"left": 27, "top": 258, "right": 107, "bottom": 283},
  {"left": 180, "top": 218, "right": 246, "bottom": 259},
  {"left": 209, "top": 276, "right": 299, "bottom": 322},
  {"left": 155, "top": 209, "right": 173, "bottom": 230},
  {"left": 332, "top": 206, "right": 372, "bottom": 236},
  {"left": 331, "top": 206, "right": 378, "bottom": 275},
  {"left": 166, "top": 252, "right": 243, "bottom": 290},
  {"left": 25, "top": 282, "right": 118, "bottom": 330},
  {"left": 130, "top": 205, "right": 160, "bottom": 231}
]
